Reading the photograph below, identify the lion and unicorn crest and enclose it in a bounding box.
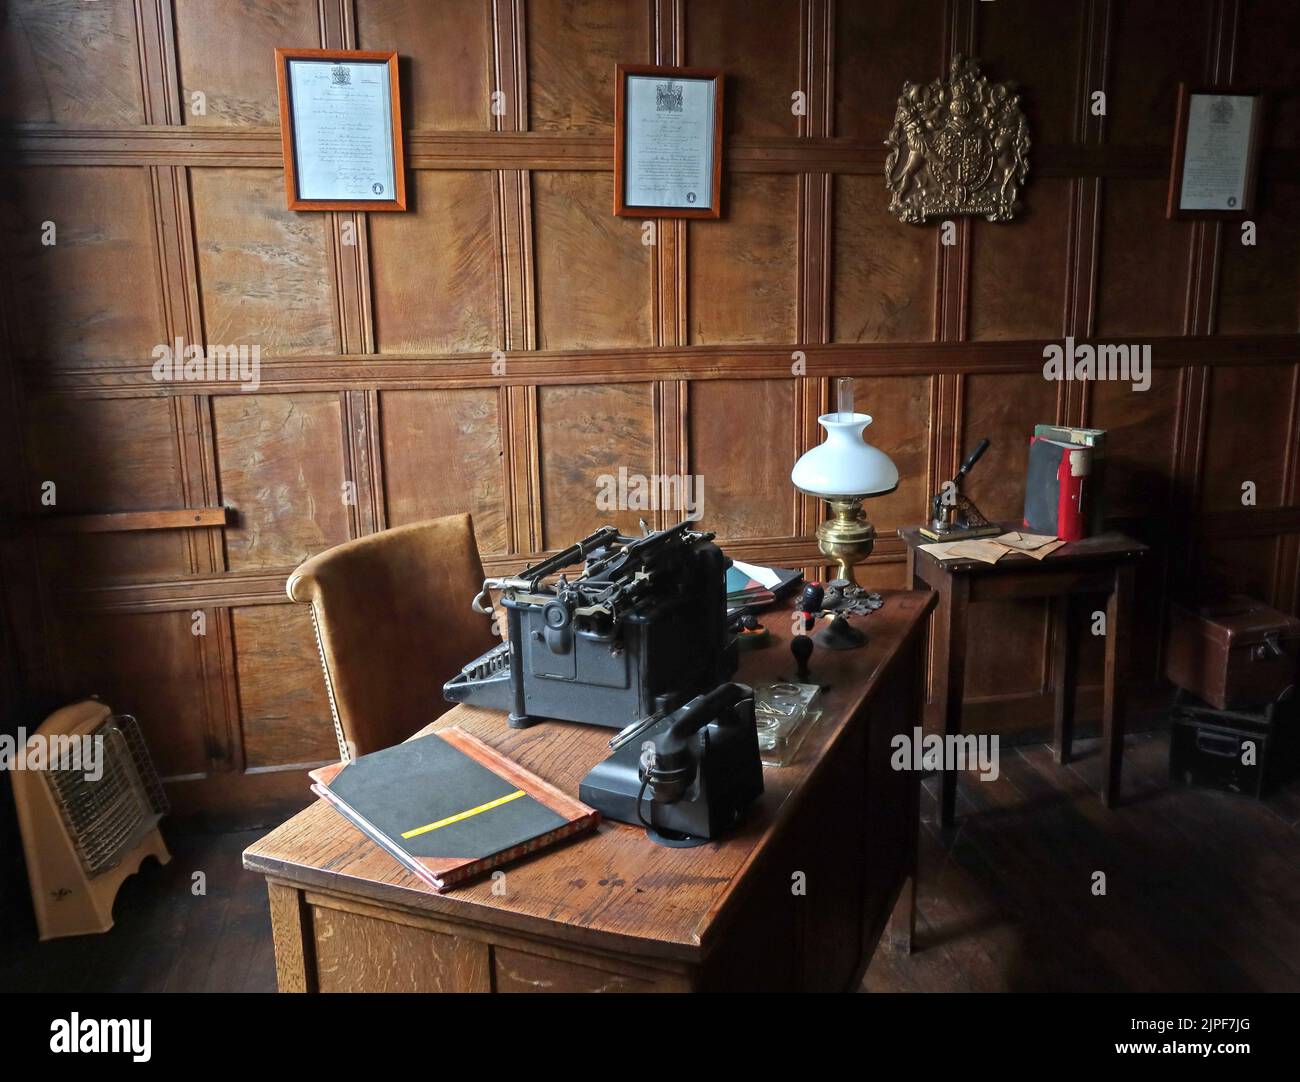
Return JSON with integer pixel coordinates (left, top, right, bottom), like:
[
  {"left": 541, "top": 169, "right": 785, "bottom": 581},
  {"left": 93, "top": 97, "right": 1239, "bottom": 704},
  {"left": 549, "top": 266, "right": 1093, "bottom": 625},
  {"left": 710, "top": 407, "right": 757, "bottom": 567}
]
[{"left": 885, "top": 55, "right": 1031, "bottom": 224}]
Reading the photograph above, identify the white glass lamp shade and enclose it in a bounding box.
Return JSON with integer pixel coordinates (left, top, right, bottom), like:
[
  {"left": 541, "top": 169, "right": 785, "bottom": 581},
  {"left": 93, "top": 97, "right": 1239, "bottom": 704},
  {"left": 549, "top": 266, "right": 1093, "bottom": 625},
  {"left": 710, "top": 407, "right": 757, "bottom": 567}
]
[{"left": 791, "top": 412, "right": 899, "bottom": 498}]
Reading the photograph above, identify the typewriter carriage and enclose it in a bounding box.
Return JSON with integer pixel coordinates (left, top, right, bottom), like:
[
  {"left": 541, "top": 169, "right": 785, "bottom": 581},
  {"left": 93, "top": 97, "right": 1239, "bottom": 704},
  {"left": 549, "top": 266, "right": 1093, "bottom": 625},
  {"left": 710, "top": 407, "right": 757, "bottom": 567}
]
[{"left": 444, "top": 521, "right": 738, "bottom": 730}]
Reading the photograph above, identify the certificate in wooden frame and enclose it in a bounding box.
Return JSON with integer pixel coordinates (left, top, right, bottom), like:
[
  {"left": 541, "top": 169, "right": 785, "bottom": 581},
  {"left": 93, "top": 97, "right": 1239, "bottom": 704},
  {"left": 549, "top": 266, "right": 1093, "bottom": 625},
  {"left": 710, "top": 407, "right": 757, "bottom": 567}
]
[
  {"left": 1166, "top": 83, "right": 1263, "bottom": 220},
  {"left": 275, "top": 48, "right": 407, "bottom": 211},
  {"left": 614, "top": 64, "right": 724, "bottom": 219}
]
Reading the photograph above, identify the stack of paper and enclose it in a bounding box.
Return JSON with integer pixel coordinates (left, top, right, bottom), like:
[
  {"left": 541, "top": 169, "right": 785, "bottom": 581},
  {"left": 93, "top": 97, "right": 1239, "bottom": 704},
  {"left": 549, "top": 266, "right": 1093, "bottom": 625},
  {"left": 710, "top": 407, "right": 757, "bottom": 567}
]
[
  {"left": 993, "top": 531, "right": 1067, "bottom": 559},
  {"left": 919, "top": 531, "right": 1066, "bottom": 565}
]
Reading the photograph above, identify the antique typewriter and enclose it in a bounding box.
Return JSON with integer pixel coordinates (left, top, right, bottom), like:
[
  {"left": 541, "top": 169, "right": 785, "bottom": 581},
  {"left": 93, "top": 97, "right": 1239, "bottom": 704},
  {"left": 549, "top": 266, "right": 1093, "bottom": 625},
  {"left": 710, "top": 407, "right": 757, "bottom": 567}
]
[
  {"left": 444, "top": 520, "right": 763, "bottom": 844},
  {"left": 443, "top": 521, "right": 737, "bottom": 731}
]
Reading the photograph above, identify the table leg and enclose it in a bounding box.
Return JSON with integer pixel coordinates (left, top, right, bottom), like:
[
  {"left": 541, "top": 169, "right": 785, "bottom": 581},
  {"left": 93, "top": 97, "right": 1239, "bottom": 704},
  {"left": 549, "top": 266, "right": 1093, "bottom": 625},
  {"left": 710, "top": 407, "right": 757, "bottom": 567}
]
[
  {"left": 1052, "top": 594, "right": 1077, "bottom": 765},
  {"left": 886, "top": 792, "right": 918, "bottom": 954},
  {"left": 887, "top": 868, "right": 918, "bottom": 956},
  {"left": 930, "top": 576, "right": 969, "bottom": 828},
  {"left": 887, "top": 630, "right": 927, "bottom": 955},
  {"left": 1101, "top": 564, "right": 1135, "bottom": 807},
  {"left": 267, "top": 881, "right": 315, "bottom": 993}
]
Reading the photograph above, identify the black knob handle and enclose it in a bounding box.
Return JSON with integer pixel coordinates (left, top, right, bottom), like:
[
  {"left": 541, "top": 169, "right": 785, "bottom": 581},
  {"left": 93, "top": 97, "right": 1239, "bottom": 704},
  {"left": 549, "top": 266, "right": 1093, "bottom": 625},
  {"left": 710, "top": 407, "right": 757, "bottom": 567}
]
[
  {"left": 958, "top": 438, "right": 991, "bottom": 477},
  {"left": 791, "top": 635, "right": 813, "bottom": 681},
  {"left": 798, "top": 583, "right": 825, "bottom": 614}
]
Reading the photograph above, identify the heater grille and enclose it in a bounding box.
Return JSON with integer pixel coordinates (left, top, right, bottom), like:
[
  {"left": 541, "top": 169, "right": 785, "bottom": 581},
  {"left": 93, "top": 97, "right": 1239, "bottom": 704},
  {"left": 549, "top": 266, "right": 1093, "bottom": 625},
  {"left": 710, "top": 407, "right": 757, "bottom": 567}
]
[{"left": 43, "top": 714, "right": 168, "bottom": 878}]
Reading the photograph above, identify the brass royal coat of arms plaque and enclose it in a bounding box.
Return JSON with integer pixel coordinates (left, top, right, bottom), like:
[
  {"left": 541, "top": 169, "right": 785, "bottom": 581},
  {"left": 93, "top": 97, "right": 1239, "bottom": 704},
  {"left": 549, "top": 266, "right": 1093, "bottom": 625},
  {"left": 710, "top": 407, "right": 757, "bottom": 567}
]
[{"left": 885, "top": 55, "right": 1031, "bottom": 224}]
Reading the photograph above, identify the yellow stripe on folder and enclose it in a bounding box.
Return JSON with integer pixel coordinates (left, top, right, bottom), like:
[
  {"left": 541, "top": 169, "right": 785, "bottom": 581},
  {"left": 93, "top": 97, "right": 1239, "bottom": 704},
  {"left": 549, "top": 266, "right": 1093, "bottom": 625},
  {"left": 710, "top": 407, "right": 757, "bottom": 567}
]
[{"left": 400, "top": 789, "right": 527, "bottom": 839}]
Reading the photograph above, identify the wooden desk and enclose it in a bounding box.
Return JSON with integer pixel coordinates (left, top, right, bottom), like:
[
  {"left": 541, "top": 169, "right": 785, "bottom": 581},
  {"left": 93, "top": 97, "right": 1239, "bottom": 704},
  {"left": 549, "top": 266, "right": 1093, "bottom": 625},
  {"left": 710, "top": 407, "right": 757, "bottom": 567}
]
[
  {"left": 243, "top": 590, "right": 935, "bottom": 993},
  {"left": 899, "top": 526, "right": 1148, "bottom": 827}
]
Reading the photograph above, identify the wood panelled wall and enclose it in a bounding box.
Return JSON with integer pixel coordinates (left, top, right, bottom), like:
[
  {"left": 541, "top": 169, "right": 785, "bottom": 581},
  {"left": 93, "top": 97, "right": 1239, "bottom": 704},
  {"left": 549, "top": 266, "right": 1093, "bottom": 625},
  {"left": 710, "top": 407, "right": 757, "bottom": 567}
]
[{"left": 2, "top": 0, "right": 1299, "bottom": 825}]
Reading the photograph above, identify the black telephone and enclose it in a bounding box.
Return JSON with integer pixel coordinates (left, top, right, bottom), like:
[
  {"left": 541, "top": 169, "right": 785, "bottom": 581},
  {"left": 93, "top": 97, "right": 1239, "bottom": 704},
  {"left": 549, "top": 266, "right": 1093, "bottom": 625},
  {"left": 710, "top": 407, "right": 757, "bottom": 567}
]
[{"left": 578, "top": 683, "right": 763, "bottom": 847}]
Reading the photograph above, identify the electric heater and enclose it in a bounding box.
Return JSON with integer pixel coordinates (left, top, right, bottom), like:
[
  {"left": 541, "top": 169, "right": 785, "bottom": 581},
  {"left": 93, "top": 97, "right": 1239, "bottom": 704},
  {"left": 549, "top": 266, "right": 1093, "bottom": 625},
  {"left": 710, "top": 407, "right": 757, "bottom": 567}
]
[{"left": 11, "top": 699, "right": 170, "bottom": 940}]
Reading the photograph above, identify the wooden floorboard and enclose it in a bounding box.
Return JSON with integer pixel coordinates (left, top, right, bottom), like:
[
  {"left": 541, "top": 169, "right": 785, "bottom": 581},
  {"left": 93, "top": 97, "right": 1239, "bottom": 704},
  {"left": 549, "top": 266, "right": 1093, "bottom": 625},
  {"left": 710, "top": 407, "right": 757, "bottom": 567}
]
[
  {"left": 0, "top": 829, "right": 276, "bottom": 994},
  {"left": 867, "top": 728, "right": 1300, "bottom": 992},
  {"left": 1, "top": 726, "right": 1296, "bottom": 993}
]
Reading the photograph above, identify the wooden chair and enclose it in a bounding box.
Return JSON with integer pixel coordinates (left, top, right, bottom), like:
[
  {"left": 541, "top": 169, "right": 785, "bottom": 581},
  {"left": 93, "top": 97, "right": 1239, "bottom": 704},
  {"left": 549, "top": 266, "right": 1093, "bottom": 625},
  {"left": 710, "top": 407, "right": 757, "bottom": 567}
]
[{"left": 286, "top": 514, "right": 499, "bottom": 759}]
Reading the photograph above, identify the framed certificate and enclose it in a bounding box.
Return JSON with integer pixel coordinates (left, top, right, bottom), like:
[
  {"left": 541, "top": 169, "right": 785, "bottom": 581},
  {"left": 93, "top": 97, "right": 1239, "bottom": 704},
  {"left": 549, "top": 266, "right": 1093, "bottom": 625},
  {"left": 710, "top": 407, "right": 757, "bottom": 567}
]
[
  {"left": 614, "top": 64, "right": 724, "bottom": 219},
  {"left": 1166, "top": 83, "right": 1263, "bottom": 220},
  {"left": 275, "top": 48, "right": 407, "bottom": 211}
]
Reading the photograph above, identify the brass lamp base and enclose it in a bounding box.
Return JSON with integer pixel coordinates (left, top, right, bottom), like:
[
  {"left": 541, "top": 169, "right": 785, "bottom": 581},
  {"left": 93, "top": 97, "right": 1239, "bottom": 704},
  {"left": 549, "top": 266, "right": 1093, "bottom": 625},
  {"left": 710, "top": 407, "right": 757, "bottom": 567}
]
[{"left": 814, "top": 495, "right": 876, "bottom": 586}]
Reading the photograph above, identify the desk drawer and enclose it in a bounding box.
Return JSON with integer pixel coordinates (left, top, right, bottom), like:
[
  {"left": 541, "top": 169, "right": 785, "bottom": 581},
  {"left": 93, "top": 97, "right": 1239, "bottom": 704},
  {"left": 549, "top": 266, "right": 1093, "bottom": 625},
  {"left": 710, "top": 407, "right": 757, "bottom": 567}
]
[
  {"left": 492, "top": 945, "right": 658, "bottom": 993},
  {"left": 282, "top": 888, "right": 691, "bottom": 993}
]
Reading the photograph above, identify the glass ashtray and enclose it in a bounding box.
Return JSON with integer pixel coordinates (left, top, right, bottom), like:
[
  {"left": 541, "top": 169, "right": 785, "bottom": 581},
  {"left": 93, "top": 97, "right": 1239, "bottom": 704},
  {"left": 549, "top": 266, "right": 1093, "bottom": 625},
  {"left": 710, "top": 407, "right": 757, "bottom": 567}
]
[
  {"left": 753, "top": 683, "right": 823, "bottom": 767},
  {"left": 755, "top": 713, "right": 782, "bottom": 751}
]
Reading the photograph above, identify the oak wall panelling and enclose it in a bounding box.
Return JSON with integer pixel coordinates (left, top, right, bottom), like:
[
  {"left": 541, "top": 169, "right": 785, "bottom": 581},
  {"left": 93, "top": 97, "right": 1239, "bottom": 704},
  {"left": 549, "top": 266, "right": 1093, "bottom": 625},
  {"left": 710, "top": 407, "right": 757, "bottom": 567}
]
[
  {"left": 368, "top": 170, "right": 503, "bottom": 353},
  {"left": 685, "top": 0, "right": 800, "bottom": 139},
  {"left": 357, "top": 0, "right": 495, "bottom": 131},
  {"left": 175, "top": 0, "right": 323, "bottom": 127},
  {"left": 212, "top": 391, "right": 352, "bottom": 572},
  {"left": 532, "top": 171, "right": 654, "bottom": 349},
  {"left": 967, "top": 179, "right": 1074, "bottom": 343},
  {"left": 190, "top": 169, "right": 339, "bottom": 355},
  {"left": 8, "top": 167, "right": 167, "bottom": 367},
  {"left": 1234, "top": 0, "right": 1300, "bottom": 151},
  {"left": 536, "top": 381, "right": 655, "bottom": 546},
  {"left": 526, "top": 0, "right": 652, "bottom": 132},
  {"left": 378, "top": 387, "right": 510, "bottom": 554},
  {"left": 1200, "top": 364, "right": 1298, "bottom": 513},
  {"left": 57, "top": 608, "right": 222, "bottom": 780},
  {"left": 833, "top": 0, "right": 947, "bottom": 144},
  {"left": 24, "top": 395, "right": 193, "bottom": 584},
  {"left": 3, "top": 0, "right": 1300, "bottom": 824},
  {"left": 847, "top": 374, "right": 934, "bottom": 535},
  {"left": 688, "top": 173, "right": 799, "bottom": 345},
  {"left": 1104, "top": 0, "right": 1216, "bottom": 148},
  {"left": 1216, "top": 180, "right": 1300, "bottom": 334},
  {"left": 975, "top": 0, "right": 1088, "bottom": 149},
  {"left": 687, "top": 379, "right": 798, "bottom": 540},
  {"left": 1, "top": 0, "right": 146, "bottom": 128},
  {"left": 231, "top": 603, "right": 338, "bottom": 769},
  {"left": 831, "top": 175, "right": 938, "bottom": 344},
  {"left": 1094, "top": 178, "right": 1195, "bottom": 337}
]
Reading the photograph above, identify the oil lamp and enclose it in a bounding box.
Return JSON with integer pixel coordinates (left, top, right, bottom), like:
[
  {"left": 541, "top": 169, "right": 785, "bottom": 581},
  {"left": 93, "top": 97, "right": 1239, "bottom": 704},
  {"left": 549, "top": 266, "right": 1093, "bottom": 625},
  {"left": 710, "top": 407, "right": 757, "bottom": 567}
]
[{"left": 790, "top": 377, "right": 899, "bottom": 588}]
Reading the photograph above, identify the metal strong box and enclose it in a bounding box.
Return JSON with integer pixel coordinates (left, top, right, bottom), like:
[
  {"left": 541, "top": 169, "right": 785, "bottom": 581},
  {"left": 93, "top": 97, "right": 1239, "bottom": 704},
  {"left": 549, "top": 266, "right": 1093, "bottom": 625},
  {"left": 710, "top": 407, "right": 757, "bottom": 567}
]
[
  {"left": 1164, "top": 595, "right": 1300, "bottom": 711},
  {"left": 1169, "top": 701, "right": 1293, "bottom": 798}
]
